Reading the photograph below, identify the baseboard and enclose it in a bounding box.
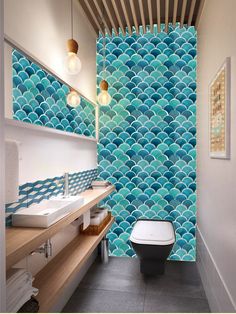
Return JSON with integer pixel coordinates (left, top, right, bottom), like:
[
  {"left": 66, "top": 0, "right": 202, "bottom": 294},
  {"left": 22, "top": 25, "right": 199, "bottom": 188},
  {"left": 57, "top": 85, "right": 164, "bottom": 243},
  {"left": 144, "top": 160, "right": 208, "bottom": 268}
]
[{"left": 196, "top": 227, "right": 236, "bottom": 312}]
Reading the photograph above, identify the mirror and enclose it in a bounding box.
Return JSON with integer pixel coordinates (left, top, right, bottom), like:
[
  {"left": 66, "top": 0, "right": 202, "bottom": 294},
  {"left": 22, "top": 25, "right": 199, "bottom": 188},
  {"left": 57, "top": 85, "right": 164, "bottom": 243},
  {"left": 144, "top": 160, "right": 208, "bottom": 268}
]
[{"left": 5, "top": 40, "right": 96, "bottom": 139}]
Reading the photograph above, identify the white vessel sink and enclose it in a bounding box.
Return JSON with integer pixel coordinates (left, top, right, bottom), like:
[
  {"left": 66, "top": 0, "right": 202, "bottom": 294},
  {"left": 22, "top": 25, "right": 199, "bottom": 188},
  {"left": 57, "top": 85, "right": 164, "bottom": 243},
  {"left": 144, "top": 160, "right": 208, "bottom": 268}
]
[{"left": 12, "top": 195, "right": 84, "bottom": 228}]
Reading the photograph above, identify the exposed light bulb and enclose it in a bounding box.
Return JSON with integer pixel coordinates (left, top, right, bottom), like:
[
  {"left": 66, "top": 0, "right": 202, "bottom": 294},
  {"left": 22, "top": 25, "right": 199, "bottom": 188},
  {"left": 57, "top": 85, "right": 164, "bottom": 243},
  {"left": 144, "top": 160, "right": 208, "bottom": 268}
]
[
  {"left": 65, "top": 39, "right": 82, "bottom": 75},
  {"left": 67, "top": 90, "right": 81, "bottom": 107},
  {"left": 65, "top": 52, "right": 82, "bottom": 75},
  {"left": 97, "top": 90, "right": 111, "bottom": 106},
  {"left": 97, "top": 79, "right": 111, "bottom": 106}
]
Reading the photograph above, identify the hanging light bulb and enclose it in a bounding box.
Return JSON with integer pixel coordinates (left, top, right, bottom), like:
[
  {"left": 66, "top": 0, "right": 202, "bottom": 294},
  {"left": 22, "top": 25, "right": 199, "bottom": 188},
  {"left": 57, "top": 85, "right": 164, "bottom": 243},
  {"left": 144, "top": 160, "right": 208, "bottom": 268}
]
[
  {"left": 67, "top": 89, "right": 81, "bottom": 107},
  {"left": 65, "top": 0, "right": 82, "bottom": 75},
  {"left": 97, "top": 79, "right": 111, "bottom": 106},
  {"left": 97, "top": 27, "right": 111, "bottom": 106},
  {"left": 65, "top": 39, "right": 82, "bottom": 75}
]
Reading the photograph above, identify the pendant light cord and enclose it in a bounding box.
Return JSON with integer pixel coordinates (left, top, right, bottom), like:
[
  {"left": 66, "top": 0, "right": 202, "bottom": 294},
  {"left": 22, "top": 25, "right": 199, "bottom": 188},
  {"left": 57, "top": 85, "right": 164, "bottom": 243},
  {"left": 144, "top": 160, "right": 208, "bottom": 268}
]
[
  {"left": 103, "top": 35, "right": 106, "bottom": 79},
  {"left": 71, "top": 0, "right": 73, "bottom": 39},
  {"left": 102, "top": 3, "right": 106, "bottom": 80}
]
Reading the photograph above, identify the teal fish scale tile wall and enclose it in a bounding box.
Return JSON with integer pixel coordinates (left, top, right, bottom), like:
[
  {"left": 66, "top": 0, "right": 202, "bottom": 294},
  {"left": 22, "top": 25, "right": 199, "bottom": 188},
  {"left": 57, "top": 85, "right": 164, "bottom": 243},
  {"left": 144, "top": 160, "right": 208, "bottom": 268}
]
[
  {"left": 97, "top": 25, "right": 196, "bottom": 261},
  {"left": 12, "top": 49, "right": 95, "bottom": 138}
]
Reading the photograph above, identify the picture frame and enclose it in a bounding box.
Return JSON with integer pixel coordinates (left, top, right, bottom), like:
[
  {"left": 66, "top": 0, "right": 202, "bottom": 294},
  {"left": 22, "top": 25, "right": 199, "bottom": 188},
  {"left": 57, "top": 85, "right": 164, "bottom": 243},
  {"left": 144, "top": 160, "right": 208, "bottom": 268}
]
[{"left": 209, "top": 57, "right": 231, "bottom": 159}]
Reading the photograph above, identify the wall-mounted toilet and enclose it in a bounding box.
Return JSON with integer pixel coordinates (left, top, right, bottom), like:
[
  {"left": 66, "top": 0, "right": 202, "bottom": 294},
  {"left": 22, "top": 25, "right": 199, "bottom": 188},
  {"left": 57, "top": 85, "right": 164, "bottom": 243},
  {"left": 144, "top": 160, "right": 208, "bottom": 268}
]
[{"left": 130, "top": 219, "right": 175, "bottom": 275}]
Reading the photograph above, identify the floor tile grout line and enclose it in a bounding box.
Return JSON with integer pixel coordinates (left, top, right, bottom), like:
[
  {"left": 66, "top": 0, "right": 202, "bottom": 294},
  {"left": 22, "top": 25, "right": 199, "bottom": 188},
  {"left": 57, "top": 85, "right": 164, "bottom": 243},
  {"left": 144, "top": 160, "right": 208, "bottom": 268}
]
[{"left": 78, "top": 286, "right": 146, "bottom": 297}]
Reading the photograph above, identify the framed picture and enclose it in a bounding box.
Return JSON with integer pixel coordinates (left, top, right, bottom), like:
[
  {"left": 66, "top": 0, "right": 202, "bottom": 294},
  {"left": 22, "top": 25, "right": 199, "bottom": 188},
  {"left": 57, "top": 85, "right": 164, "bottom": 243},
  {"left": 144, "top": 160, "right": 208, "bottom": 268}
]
[{"left": 209, "top": 57, "right": 231, "bottom": 159}]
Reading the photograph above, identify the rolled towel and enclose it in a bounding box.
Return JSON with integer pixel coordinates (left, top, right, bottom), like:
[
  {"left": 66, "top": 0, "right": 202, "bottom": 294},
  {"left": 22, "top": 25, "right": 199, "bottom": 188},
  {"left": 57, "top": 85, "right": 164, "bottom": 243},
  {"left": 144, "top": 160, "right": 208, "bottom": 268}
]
[
  {"left": 7, "top": 268, "right": 32, "bottom": 298},
  {"left": 7, "top": 286, "right": 38, "bottom": 313},
  {"left": 6, "top": 268, "right": 38, "bottom": 313},
  {"left": 6, "top": 268, "right": 27, "bottom": 287},
  {"left": 8, "top": 280, "right": 35, "bottom": 309},
  {"left": 7, "top": 274, "right": 33, "bottom": 303}
]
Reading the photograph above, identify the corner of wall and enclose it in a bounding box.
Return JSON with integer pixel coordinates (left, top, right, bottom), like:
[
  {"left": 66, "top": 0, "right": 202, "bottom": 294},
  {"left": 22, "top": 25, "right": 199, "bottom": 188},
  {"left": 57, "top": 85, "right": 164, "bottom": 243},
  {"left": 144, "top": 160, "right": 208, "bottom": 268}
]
[{"left": 197, "top": 227, "right": 236, "bottom": 312}]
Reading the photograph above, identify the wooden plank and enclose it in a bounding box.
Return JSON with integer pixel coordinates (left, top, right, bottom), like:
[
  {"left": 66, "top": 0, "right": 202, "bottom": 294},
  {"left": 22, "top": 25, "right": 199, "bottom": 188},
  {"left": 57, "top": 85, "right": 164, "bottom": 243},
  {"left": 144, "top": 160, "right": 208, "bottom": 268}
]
[
  {"left": 92, "top": 0, "right": 112, "bottom": 36},
  {"left": 34, "top": 217, "right": 115, "bottom": 313},
  {"left": 102, "top": 0, "right": 119, "bottom": 35},
  {"left": 172, "top": 0, "right": 178, "bottom": 27},
  {"left": 81, "top": 0, "right": 105, "bottom": 35},
  {"left": 130, "top": 0, "right": 139, "bottom": 34},
  {"left": 195, "top": 0, "right": 206, "bottom": 29},
  {"left": 78, "top": 0, "right": 98, "bottom": 36},
  {"left": 139, "top": 0, "right": 146, "bottom": 33},
  {"left": 6, "top": 185, "right": 115, "bottom": 270},
  {"left": 111, "top": 0, "right": 126, "bottom": 35},
  {"left": 187, "top": 0, "right": 196, "bottom": 26},
  {"left": 180, "top": 0, "right": 187, "bottom": 28},
  {"left": 165, "top": 0, "right": 169, "bottom": 33},
  {"left": 120, "top": 0, "right": 132, "bottom": 35},
  {"left": 147, "top": 0, "right": 153, "bottom": 33},
  {"left": 156, "top": 0, "right": 161, "bottom": 33}
]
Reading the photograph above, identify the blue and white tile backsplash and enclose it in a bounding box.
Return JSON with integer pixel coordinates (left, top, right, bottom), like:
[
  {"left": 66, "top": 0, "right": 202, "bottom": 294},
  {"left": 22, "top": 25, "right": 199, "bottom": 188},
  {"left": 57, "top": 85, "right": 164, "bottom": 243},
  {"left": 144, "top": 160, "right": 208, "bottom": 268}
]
[
  {"left": 12, "top": 49, "right": 95, "bottom": 138},
  {"left": 6, "top": 169, "right": 98, "bottom": 226},
  {"left": 97, "top": 25, "right": 196, "bottom": 261}
]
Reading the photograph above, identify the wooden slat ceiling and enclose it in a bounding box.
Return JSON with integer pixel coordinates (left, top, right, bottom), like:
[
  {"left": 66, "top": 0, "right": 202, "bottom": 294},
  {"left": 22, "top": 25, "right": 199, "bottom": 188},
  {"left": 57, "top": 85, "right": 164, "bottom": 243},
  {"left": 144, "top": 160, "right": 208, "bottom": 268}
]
[{"left": 78, "top": 0, "right": 205, "bottom": 37}]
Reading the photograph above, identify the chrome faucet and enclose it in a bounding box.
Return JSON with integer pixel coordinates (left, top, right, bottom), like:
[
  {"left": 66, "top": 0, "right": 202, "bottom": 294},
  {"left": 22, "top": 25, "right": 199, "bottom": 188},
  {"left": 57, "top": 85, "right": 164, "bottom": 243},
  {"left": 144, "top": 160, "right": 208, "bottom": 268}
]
[{"left": 63, "top": 172, "right": 69, "bottom": 197}]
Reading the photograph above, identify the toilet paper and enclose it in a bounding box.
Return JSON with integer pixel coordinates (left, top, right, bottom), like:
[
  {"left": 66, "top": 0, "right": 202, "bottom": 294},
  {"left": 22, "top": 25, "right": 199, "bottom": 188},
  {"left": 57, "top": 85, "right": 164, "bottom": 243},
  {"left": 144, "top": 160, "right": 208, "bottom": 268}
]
[
  {"left": 97, "top": 208, "right": 108, "bottom": 219},
  {"left": 90, "top": 215, "right": 101, "bottom": 226},
  {"left": 94, "top": 211, "right": 104, "bottom": 221},
  {"left": 82, "top": 210, "right": 90, "bottom": 230}
]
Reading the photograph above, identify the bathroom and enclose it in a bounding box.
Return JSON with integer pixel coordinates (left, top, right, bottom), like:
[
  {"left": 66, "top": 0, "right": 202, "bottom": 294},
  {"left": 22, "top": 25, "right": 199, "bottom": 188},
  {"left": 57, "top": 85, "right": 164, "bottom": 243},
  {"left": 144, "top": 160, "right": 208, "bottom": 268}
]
[{"left": 0, "top": 0, "right": 236, "bottom": 312}]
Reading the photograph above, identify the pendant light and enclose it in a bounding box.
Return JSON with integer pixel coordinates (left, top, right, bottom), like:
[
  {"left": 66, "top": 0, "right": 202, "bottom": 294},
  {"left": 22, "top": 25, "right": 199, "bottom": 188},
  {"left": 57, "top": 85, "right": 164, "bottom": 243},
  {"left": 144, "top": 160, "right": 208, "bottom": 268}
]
[
  {"left": 97, "top": 28, "right": 111, "bottom": 106},
  {"left": 97, "top": 79, "right": 111, "bottom": 106},
  {"left": 67, "top": 88, "right": 81, "bottom": 107},
  {"left": 65, "top": 0, "right": 82, "bottom": 75}
]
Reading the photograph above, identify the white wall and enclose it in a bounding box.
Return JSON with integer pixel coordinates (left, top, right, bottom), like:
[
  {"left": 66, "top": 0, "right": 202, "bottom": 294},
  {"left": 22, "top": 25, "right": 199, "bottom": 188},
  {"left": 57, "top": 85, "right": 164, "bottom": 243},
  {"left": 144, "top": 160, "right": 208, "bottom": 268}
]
[
  {"left": 3, "top": 1, "right": 98, "bottom": 310},
  {"left": 197, "top": 0, "right": 236, "bottom": 311},
  {"left": 5, "top": 120, "right": 97, "bottom": 184},
  {"left": 0, "top": 0, "right": 6, "bottom": 311},
  {"left": 4, "top": 0, "right": 97, "bottom": 103}
]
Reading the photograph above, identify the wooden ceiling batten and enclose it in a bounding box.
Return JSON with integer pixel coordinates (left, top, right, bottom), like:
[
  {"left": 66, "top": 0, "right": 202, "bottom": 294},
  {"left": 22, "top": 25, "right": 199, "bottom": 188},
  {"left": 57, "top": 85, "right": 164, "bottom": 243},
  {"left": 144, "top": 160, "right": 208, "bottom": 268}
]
[
  {"left": 138, "top": 0, "right": 146, "bottom": 33},
  {"left": 188, "top": 0, "right": 196, "bottom": 26},
  {"left": 78, "top": 0, "right": 206, "bottom": 36},
  {"left": 81, "top": 0, "right": 105, "bottom": 36},
  {"left": 147, "top": 0, "right": 153, "bottom": 33},
  {"left": 120, "top": 0, "right": 132, "bottom": 35},
  {"left": 165, "top": 0, "right": 169, "bottom": 33},
  {"left": 102, "top": 0, "right": 119, "bottom": 36},
  {"left": 111, "top": 0, "right": 126, "bottom": 35},
  {"left": 172, "top": 0, "right": 178, "bottom": 27},
  {"left": 195, "top": 0, "right": 206, "bottom": 29},
  {"left": 92, "top": 0, "right": 112, "bottom": 36},
  {"left": 180, "top": 0, "right": 187, "bottom": 28},
  {"left": 157, "top": 0, "right": 161, "bottom": 33},
  {"left": 130, "top": 0, "right": 139, "bottom": 34}
]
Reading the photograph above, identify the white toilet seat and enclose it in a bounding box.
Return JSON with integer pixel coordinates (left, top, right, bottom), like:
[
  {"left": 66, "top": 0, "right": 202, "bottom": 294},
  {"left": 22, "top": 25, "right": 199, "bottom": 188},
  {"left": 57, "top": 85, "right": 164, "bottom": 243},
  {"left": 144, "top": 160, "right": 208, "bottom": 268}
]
[{"left": 130, "top": 220, "right": 175, "bottom": 246}]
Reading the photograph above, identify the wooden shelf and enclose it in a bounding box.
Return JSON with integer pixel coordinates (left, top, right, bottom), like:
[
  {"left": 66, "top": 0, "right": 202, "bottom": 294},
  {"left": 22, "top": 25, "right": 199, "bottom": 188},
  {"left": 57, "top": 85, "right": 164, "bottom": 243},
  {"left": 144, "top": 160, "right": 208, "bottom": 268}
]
[
  {"left": 34, "top": 217, "right": 115, "bottom": 313},
  {"left": 6, "top": 185, "right": 115, "bottom": 270}
]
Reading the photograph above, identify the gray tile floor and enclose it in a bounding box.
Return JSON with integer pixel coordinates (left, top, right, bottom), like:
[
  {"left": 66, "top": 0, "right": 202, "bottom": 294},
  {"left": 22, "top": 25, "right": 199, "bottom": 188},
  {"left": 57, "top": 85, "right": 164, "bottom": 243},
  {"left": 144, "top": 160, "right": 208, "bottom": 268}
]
[{"left": 63, "top": 257, "right": 210, "bottom": 313}]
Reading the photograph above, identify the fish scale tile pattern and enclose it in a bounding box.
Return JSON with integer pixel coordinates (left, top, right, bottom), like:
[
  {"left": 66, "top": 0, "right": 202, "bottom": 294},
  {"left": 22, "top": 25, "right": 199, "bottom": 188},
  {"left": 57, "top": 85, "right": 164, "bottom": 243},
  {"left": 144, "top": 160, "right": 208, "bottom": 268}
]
[
  {"left": 12, "top": 49, "right": 95, "bottom": 138},
  {"left": 5, "top": 169, "right": 98, "bottom": 226},
  {"left": 97, "top": 25, "right": 196, "bottom": 260}
]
